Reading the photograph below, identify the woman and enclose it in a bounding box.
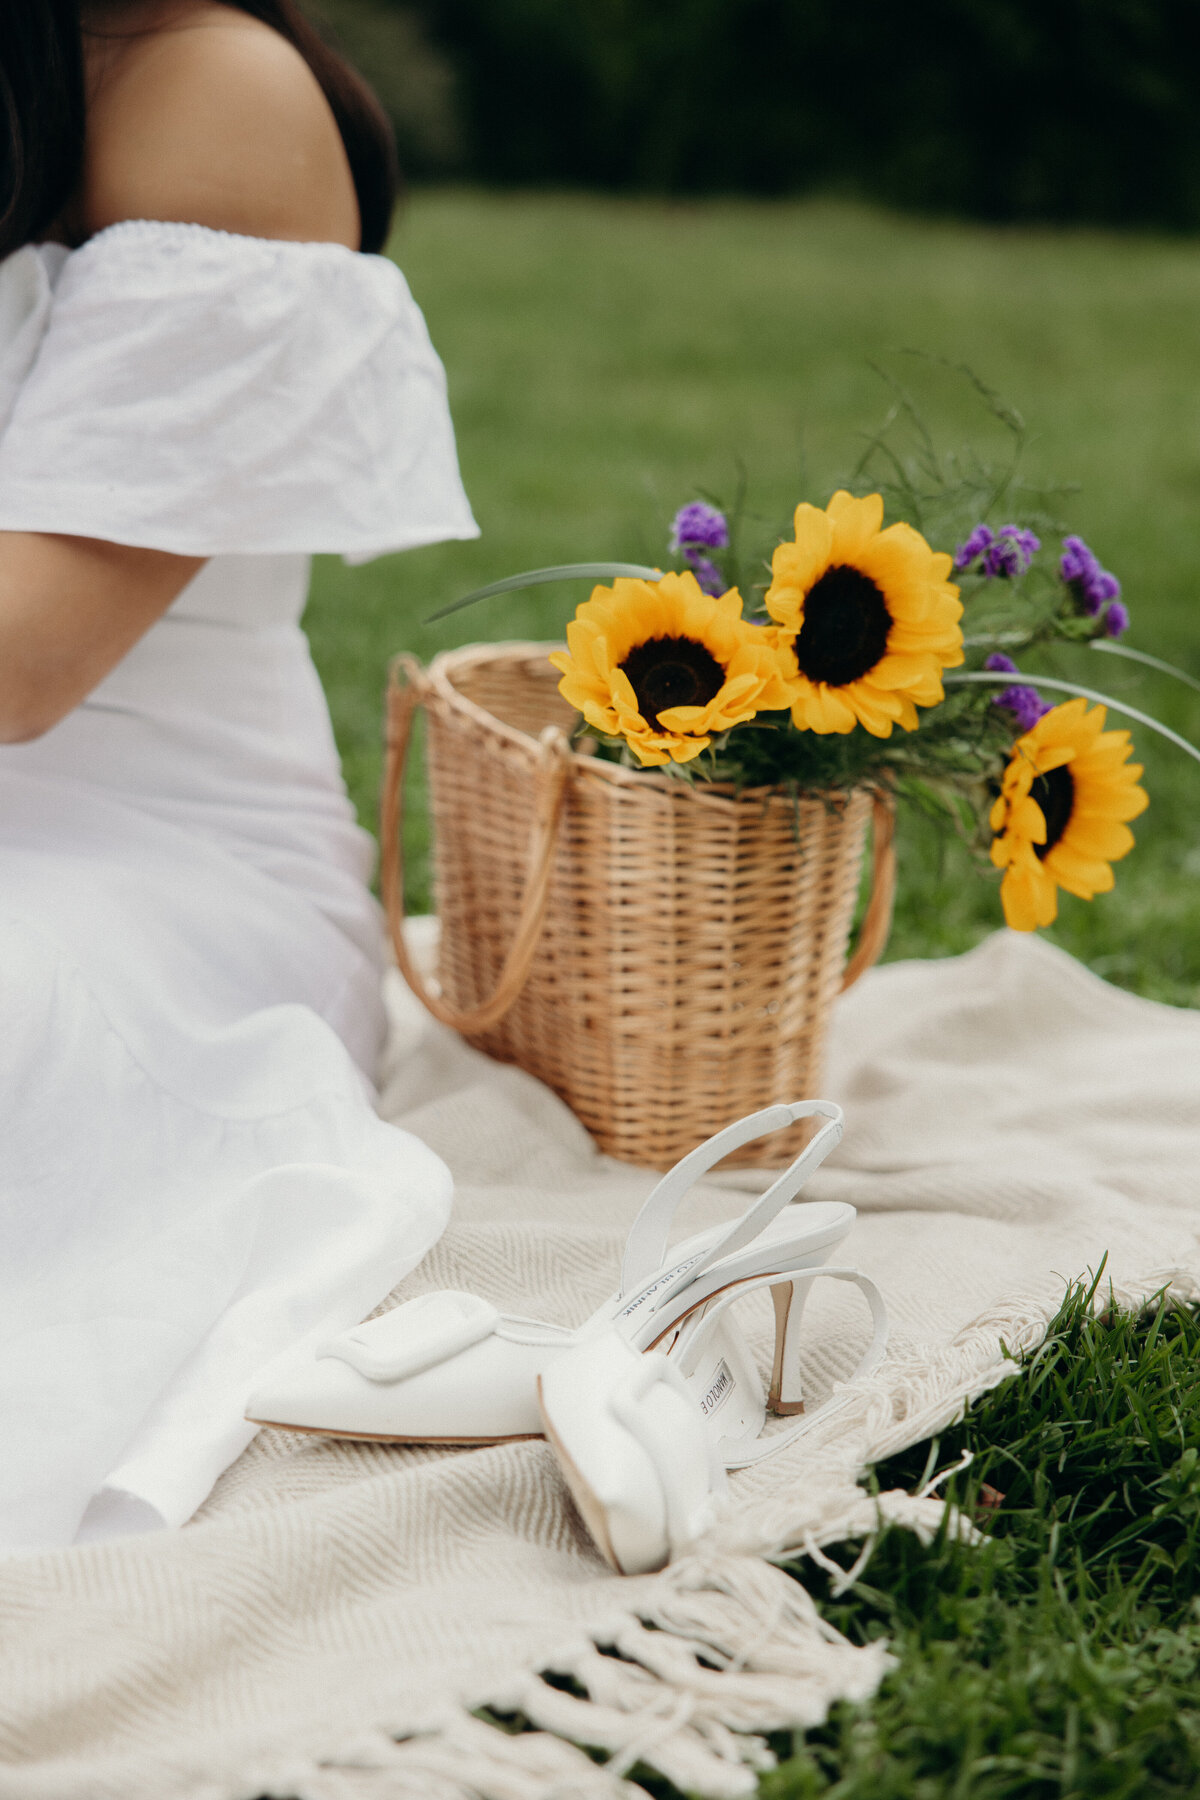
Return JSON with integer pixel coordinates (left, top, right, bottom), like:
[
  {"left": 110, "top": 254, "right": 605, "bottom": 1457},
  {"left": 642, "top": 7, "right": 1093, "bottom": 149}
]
[{"left": 0, "top": 0, "right": 477, "bottom": 1551}]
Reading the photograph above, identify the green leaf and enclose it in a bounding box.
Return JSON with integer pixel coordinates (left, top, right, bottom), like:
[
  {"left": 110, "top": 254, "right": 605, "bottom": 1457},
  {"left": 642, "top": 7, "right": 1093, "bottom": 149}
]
[{"left": 423, "top": 562, "right": 664, "bottom": 624}]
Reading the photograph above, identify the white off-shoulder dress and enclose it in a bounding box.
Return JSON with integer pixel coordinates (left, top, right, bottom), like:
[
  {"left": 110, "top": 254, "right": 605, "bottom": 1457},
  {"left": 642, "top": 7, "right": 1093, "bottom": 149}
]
[{"left": 0, "top": 222, "right": 479, "bottom": 1554}]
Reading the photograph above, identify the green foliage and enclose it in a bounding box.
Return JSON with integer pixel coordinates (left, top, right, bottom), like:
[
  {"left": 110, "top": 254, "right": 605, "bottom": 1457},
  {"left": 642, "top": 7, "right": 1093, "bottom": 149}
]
[
  {"left": 757, "top": 1283, "right": 1200, "bottom": 1799},
  {"left": 404, "top": 0, "right": 1200, "bottom": 227},
  {"left": 694, "top": 687, "right": 1011, "bottom": 801},
  {"left": 311, "top": 0, "right": 462, "bottom": 174}
]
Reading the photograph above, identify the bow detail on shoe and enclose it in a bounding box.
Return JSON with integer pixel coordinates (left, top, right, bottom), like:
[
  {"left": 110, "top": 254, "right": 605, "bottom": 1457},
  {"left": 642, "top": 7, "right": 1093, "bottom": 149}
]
[
  {"left": 321, "top": 1291, "right": 575, "bottom": 1383},
  {"left": 320, "top": 1291, "right": 503, "bottom": 1382}
]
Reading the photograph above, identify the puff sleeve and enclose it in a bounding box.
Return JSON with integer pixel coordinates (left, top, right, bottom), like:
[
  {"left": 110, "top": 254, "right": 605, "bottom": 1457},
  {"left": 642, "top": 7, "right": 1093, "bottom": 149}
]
[{"left": 0, "top": 222, "right": 478, "bottom": 561}]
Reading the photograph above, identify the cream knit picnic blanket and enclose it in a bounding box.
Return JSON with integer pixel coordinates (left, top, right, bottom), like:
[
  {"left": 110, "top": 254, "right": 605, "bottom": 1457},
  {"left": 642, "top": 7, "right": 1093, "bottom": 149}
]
[{"left": 3, "top": 929, "right": 1199, "bottom": 1800}]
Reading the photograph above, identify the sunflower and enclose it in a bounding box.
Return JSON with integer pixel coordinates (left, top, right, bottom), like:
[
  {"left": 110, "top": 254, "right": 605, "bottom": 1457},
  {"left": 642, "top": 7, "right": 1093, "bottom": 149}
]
[
  {"left": 764, "top": 490, "right": 964, "bottom": 737},
  {"left": 989, "top": 698, "right": 1148, "bottom": 931},
  {"left": 548, "top": 570, "right": 793, "bottom": 767}
]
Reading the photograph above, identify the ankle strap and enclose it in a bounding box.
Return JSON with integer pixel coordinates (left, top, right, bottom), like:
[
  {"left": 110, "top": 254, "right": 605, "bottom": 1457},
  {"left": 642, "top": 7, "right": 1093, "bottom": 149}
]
[{"left": 619, "top": 1102, "right": 844, "bottom": 1307}]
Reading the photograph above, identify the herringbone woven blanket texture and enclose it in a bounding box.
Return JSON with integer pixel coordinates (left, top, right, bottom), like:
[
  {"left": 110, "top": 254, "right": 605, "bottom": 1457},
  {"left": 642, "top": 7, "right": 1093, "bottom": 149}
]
[{"left": 2, "top": 930, "right": 1197, "bottom": 1800}]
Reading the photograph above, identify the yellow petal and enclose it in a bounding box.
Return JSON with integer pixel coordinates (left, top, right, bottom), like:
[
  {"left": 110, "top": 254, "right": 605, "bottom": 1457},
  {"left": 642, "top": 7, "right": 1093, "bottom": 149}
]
[
  {"left": 809, "top": 685, "right": 861, "bottom": 733},
  {"left": 626, "top": 737, "right": 671, "bottom": 767},
  {"left": 1019, "top": 740, "right": 1073, "bottom": 775},
  {"left": 905, "top": 668, "right": 947, "bottom": 706},
  {"left": 1083, "top": 786, "right": 1149, "bottom": 824},
  {"left": 717, "top": 670, "right": 761, "bottom": 704},
  {"left": 1035, "top": 698, "right": 1100, "bottom": 749},
  {"left": 588, "top": 630, "right": 615, "bottom": 682},
  {"left": 564, "top": 618, "right": 596, "bottom": 666},
  {"left": 849, "top": 702, "right": 897, "bottom": 738},
  {"left": 885, "top": 620, "right": 955, "bottom": 654},
  {"left": 554, "top": 674, "right": 595, "bottom": 715},
  {"left": 768, "top": 506, "right": 833, "bottom": 605},
  {"left": 580, "top": 698, "right": 618, "bottom": 734},
  {"left": 1061, "top": 817, "right": 1136, "bottom": 861},
  {"left": 1001, "top": 860, "right": 1058, "bottom": 930},
  {"left": 1071, "top": 744, "right": 1137, "bottom": 777},
  {"left": 869, "top": 652, "right": 926, "bottom": 687},
  {"left": 609, "top": 668, "right": 644, "bottom": 723},
  {"left": 1010, "top": 796, "right": 1048, "bottom": 842},
  {"left": 755, "top": 669, "right": 798, "bottom": 712},
  {"left": 858, "top": 539, "right": 934, "bottom": 619},
  {"left": 1043, "top": 843, "right": 1115, "bottom": 898},
  {"left": 667, "top": 735, "right": 709, "bottom": 764},
  {"left": 827, "top": 489, "right": 884, "bottom": 558}
]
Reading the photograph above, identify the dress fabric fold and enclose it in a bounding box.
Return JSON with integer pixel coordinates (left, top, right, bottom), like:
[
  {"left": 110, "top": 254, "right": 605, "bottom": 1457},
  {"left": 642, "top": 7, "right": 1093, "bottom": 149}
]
[{"left": 0, "top": 222, "right": 477, "bottom": 1553}]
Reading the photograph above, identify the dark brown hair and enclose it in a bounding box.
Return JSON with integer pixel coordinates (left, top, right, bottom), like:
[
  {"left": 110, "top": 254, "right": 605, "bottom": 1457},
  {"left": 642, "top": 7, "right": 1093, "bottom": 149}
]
[{"left": 0, "top": 1, "right": 398, "bottom": 259}]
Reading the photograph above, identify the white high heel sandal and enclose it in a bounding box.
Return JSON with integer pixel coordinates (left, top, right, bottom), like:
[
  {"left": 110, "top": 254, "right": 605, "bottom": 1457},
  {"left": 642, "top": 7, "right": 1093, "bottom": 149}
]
[
  {"left": 538, "top": 1265, "right": 889, "bottom": 1575},
  {"left": 244, "top": 1101, "right": 853, "bottom": 1445}
]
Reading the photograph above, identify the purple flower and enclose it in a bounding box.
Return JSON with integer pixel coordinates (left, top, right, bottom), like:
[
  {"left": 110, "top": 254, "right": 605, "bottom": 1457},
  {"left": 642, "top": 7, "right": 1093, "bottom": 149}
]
[
  {"left": 1060, "top": 534, "right": 1098, "bottom": 585},
  {"left": 1060, "top": 534, "right": 1121, "bottom": 616},
  {"left": 996, "top": 685, "right": 1052, "bottom": 732},
  {"left": 670, "top": 501, "right": 729, "bottom": 555},
  {"left": 686, "top": 553, "right": 726, "bottom": 596},
  {"left": 956, "top": 523, "right": 1039, "bottom": 578},
  {"left": 983, "top": 524, "right": 1041, "bottom": 579},
  {"left": 1104, "top": 600, "right": 1130, "bottom": 638},
  {"left": 954, "top": 524, "right": 994, "bottom": 571},
  {"left": 985, "top": 653, "right": 1049, "bottom": 731}
]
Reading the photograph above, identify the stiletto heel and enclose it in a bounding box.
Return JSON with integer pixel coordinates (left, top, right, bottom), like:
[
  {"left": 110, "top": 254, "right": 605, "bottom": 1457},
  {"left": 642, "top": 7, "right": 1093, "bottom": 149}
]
[{"left": 768, "top": 1279, "right": 807, "bottom": 1416}]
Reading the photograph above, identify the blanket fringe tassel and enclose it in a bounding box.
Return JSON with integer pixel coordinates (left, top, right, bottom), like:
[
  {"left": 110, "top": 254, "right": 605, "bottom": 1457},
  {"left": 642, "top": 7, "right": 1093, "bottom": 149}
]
[{"left": 272, "top": 1269, "right": 1198, "bottom": 1800}]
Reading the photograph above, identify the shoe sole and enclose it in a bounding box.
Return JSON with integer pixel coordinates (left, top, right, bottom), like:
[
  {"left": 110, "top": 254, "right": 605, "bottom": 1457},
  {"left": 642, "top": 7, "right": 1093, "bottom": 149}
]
[
  {"left": 245, "top": 1416, "right": 541, "bottom": 1445},
  {"left": 535, "top": 1376, "right": 629, "bottom": 1575}
]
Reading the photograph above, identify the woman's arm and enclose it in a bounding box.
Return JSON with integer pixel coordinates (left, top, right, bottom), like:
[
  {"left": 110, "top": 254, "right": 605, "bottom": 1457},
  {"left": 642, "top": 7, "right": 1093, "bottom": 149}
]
[
  {"left": 0, "top": 535, "right": 204, "bottom": 742},
  {"left": 0, "top": 6, "right": 360, "bottom": 744}
]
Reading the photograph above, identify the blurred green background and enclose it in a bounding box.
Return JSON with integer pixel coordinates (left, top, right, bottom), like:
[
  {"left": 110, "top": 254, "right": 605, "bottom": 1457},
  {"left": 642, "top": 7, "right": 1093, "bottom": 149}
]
[
  {"left": 319, "top": 0, "right": 1200, "bottom": 229},
  {"left": 302, "top": 4, "right": 1200, "bottom": 1005}
]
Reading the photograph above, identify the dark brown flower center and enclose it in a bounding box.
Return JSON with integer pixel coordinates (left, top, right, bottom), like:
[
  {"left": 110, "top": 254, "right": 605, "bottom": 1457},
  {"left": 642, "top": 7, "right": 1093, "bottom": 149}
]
[
  {"left": 793, "top": 565, "right": 892, "bottom": 687},
  {"left": 1032, "top": 764, "right": 1075, "bottom": 859},
  {"left": 619, "top": 635, "right": 726, "bottom": 729}
]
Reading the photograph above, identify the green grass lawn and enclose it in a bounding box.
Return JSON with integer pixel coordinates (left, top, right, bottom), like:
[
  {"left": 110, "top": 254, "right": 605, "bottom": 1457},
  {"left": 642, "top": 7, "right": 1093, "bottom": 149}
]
[
  {"left": 764, "top": 1285, "right": 1200, "bottom": 1800},
  {"left": 306, "top": 188, "right": 1200, "bottom": 1003},
  {"left": 304, "top": 193, "right": 1200, "bottom": 1796}
]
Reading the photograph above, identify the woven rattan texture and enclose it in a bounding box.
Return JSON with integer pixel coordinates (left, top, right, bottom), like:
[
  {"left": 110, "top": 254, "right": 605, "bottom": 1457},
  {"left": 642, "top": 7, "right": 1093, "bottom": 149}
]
[{"left": 421, "top": 645, "right": 872, "bottom": 1168}]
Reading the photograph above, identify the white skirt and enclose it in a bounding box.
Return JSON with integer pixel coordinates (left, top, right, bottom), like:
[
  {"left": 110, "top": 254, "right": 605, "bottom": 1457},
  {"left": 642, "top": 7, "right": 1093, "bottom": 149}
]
[{"left": 0, "top": 771, "right": 452, "bottom": 1554}]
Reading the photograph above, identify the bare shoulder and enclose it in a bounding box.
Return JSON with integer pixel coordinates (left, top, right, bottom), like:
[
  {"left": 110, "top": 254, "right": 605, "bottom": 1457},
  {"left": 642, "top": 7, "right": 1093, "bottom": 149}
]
[{"left": 81, "top": 4, "right": 360, "bottom": 248}]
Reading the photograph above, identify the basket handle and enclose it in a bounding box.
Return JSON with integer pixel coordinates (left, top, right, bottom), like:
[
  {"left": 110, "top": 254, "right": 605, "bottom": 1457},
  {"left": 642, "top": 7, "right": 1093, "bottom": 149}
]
[
  {"left": 381, "top": 654, "right": 571, "bottom": 1034},
  {"left": 840, "top": 792, "right": 896, "bottom": 991}
]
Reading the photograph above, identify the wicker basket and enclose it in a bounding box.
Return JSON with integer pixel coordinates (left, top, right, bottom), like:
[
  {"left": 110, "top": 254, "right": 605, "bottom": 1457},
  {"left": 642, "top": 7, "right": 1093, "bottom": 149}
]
[{"left": 382, "top": 643, "right": 895, "bottom": 1169}]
